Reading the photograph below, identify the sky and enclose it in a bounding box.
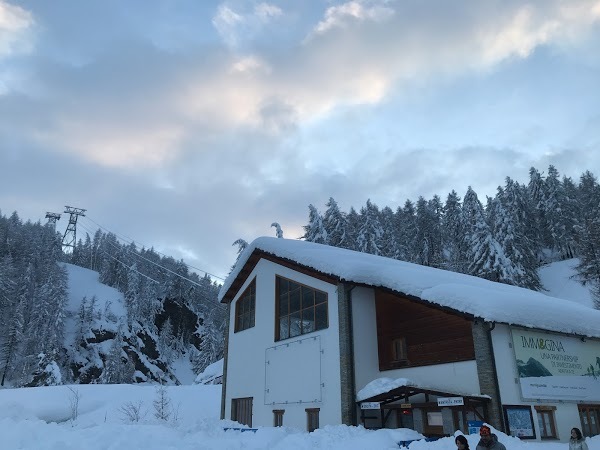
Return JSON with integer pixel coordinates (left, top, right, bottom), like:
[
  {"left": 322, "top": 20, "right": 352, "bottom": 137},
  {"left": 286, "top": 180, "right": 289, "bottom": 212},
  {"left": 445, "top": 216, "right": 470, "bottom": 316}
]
[{"left": 1, "top": 0, "right": 600, "bottom": 281}]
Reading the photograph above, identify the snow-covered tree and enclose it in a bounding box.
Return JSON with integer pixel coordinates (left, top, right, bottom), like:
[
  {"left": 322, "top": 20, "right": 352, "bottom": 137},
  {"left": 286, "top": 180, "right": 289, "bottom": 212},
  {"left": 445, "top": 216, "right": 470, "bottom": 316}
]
[
  {"left": 462, "top": 187, "right": 517, "bottom": 283},
  {"left": 271, "top": 222, "right": 284, "bottom": 238},
  {"left": 302, "top": 204, "right": 328, "bottom": 244},
  {"left": 442, "top": 190, "right": 466, "bottom": 272},
  {"left": 323, "top": 198, "right": 349, "bottom": 249},
  {"left": 356, "top": 200, "right": 384, "bottom": 255}
]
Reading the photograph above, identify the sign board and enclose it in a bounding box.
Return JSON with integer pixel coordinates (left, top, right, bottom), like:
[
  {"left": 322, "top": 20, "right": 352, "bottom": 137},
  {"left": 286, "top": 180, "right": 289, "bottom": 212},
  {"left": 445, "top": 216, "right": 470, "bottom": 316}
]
[
  {"left": 360, "top": 402, "right": 381, "bottom": 410},
  {"left": 437, "top": 397, "right": 464, "bottom": 406},
  {"left": 468, "top": 420, "right": 484, "bottom": 435},
  {"left": 511, "top": 328, "right": 600, "bottom": 401},
  {"left": 400, "top": 403, "right": 412, "bottom": 409}
]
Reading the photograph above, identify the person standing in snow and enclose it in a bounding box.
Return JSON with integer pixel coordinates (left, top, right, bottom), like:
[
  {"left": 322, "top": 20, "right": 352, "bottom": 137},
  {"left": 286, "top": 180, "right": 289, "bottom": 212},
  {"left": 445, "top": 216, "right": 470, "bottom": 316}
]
[
  {"left": 455, "top": 434, "right": 470, "bottom": 450},
  {"left": 475, "top": 425, "right": 506, "bottom": 450},
  {"left": 569, "top": 427, "right": 589, "bottom": 450}
]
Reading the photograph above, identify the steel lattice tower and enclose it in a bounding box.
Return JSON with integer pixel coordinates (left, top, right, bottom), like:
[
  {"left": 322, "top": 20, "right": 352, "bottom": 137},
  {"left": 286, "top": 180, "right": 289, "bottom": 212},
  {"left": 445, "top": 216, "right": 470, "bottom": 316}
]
[
  {"left": 45, "top": 212, "right": 61, "bottom": 228},
  {"left": 62, "top": 206, "right": 86, "bottom": 253}
]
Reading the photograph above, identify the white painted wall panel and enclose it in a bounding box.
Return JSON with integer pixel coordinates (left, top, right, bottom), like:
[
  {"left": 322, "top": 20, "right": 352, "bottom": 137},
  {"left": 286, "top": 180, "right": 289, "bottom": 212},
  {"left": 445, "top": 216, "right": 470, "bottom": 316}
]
[
  {"left": 265, "top": 335, "right": 322, "bottom": 404},
  {"left": 224, "top": 259, "right": 342, "bottom": 429}
]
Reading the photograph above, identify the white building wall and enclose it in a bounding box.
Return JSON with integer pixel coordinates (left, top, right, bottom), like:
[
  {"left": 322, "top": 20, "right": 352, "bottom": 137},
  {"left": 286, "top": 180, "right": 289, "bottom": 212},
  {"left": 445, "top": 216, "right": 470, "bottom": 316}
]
[
  {"left": 350, "top": 287, "right": 480, "bottom": 399},
  {"left": 224, "top": 260, "right": 342, "bottom": 429},
  {"left": 491, "top": 324, "right": 583, "bottom": 442}
]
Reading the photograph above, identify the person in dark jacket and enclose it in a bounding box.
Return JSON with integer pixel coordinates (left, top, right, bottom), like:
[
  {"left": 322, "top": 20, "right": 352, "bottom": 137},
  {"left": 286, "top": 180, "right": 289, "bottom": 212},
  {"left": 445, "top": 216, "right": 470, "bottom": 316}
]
[
  {"left": 569, "top": 427, "right": 589, "bottom": 450},
  {"left": 475, "top": 425, "right": 506, "bottom": 450},
  {"left": 455, "top": 434, "right": 470, "bottom": 450}
]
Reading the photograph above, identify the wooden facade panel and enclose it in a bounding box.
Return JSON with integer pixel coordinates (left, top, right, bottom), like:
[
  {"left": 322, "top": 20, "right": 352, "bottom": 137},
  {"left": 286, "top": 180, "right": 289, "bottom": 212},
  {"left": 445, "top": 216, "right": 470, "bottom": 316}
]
[{"left": 375, "top": 290, "right": 475, "bottom": 370}]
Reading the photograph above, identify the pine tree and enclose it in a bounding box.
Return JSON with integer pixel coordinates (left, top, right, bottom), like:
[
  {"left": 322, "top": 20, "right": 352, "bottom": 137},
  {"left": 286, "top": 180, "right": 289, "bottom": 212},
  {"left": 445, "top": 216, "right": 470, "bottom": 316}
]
[
  {"left": 462, "top": 187, "right": 517, "bottom": 283},
  {"left": 356, "top": 200, "right": 384, "bottom": 255},
  {"left": 395, "top": 200, "right": 417, "bottom": 262},
  {"left": 323, "top": 198, "right": 349, "bottom": 249},
  {"left": 302, "top": 204, "right": 328, "bottom": 244},
  {"left": 379, "top": 206, "right": 398, "bottom": 258},
  {"left": 442, "top": 190, "right": 466, "bottom": 272},
  {"left": 495, "top": 178, "right": 542, "bottom": 290}
]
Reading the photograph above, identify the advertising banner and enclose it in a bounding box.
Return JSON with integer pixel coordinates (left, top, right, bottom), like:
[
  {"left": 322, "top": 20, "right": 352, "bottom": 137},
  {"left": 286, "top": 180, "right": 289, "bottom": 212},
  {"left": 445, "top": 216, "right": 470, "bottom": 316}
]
[{"left": 511, "top": 328, "right": 600, "bottom": 401}]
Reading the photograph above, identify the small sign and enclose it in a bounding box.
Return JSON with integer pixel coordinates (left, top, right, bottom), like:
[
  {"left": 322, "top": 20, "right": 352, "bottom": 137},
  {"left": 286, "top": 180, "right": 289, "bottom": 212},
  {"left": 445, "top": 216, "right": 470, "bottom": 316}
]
[
  {"left": 468, "top": 420, "right": 484, "bottom": 435},
  {"left": 400, "top": 403, "right": 412, "bottom": 409},
  {"left": 360, "top": 402, "right": 381, "bottom": 410},
  {"left": 437, "top": 397, "right": 464, "bottom": 406}
]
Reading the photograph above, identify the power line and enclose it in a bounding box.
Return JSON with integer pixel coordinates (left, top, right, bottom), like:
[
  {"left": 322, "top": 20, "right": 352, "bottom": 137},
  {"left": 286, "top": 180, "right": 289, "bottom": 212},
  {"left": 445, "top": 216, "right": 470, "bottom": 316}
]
[
  {"left": 83, "top": 215, "right": 225, "bottom": 281},
  {"left": 100, "top": 250, "right": 160, "bottom": 285},
  {"left": 77, "top": 222, "right": 216, "bottom": 289}
]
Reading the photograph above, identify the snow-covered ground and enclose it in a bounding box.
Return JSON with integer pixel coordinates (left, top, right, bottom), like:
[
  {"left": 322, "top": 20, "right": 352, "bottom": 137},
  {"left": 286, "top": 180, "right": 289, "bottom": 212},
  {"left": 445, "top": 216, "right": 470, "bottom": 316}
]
[
  {"left": 0, "top": 383, "right": 598, "bottom": 449},
  {"left": 0, "top": 259, "right": 596, "bottom": 449}
]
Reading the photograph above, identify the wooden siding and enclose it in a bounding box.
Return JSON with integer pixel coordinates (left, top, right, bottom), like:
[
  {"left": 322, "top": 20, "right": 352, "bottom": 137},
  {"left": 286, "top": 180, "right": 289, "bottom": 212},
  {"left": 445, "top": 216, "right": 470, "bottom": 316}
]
[{"left": 375, "top": 291, "right": 475, "bottom": 370}]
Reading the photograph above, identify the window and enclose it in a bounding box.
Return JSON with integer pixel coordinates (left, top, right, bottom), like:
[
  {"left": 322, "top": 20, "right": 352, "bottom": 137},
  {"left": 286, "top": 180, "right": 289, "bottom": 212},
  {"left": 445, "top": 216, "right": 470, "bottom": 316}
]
[
  {"left": 273, "top": 409, "right": 285, "bottom": 427},
  {"left": 306, "top": 408, "right": 320, "bottom": 432},
  {"left": 422, "top": 409, "right": 444, "bottom": 436},
  {"left": 579, "top": 404, "right": 600, "bottom": 437},
  {"left": 231, "top": 397, "right": 253, "bottom": 427},
  {"left": 391, "top": 337, "right": 408, "bottom": 362},
  {"left": 535, "top": 406, "right": 557, "bottom": 439},
  {"left": 235, "top": 279, "right": 256, "bottom": 332},
  {"left": 276, "top": 276, "right": 328, "bottom": 341}
]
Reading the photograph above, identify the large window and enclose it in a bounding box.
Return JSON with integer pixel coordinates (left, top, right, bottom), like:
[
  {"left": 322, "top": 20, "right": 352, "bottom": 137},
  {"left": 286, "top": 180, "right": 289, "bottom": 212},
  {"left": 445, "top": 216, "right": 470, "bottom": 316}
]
[
  {"left": 235, "top": 279, "right": 256, "bottom": 333},
  {"left": 231, "top": 397, "right": 253, "bottom": 427},
  {"left": 276, "top": 276, "right": 328, "bottom": 341}
]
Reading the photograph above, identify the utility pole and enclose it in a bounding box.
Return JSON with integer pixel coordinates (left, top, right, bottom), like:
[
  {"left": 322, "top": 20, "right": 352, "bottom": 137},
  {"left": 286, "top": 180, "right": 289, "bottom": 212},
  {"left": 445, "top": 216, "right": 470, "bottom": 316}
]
[
  {"left": 45, "top": 212, "right": 61, "bottom": 228},
  {"left": 62, "top": 206, "right": 86, "bottom": 254}
]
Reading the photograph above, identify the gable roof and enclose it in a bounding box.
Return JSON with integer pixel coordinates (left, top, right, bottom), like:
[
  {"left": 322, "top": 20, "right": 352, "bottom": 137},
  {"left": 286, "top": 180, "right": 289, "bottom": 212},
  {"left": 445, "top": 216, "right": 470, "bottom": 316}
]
[{"left": 219, "top": 237, "right": 600, "bottom": 338}]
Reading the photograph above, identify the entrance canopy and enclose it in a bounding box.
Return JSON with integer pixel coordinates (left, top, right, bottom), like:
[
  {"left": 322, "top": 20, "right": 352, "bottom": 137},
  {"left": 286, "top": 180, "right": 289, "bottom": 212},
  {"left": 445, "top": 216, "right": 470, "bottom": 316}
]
[
  {"left": 357, "top": 377, "right": 490, "bottom": 404},
  {"left": 356, "top": 378, "right": 490, "bottom": 430}
]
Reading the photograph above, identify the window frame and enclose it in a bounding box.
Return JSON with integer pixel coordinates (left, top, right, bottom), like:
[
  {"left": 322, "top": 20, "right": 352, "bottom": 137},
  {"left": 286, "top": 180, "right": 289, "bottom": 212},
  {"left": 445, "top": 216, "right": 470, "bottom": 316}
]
[
  {"left": 275, "top": 276, "right": 328, "bottom": 342},
  {"left": 503, "top": 405, "right": 536, "bottom": 440},
  {"left": 273, "top": 409, "right": 285, "bottom": 427},
  {"left": 391, "top": 337, "right": 409, "bottom": 363},
  {"left": 535, "top": 406, "right": 558, "bottom": 439},
  {"left": 306, "top": 408, "right": 320, "bottom": 432},
  {"left": 231, "top": 397, "right": 253, "bottom": 427},
  {"left": 234, "top": 278, "right": 256, "bottom": 333},
  {"left": 578, "top": 404, "right": 600, "bottom": 437}
]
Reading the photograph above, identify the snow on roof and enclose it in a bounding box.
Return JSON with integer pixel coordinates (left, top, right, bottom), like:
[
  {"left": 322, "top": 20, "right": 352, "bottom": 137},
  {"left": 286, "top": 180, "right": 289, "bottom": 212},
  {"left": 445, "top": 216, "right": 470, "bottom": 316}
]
[
  {"left": 356, "top": 377, "right": 491, "bottom": 402},
  {"left": 219, "top": 237, "right": 600, "bottom": 338}
]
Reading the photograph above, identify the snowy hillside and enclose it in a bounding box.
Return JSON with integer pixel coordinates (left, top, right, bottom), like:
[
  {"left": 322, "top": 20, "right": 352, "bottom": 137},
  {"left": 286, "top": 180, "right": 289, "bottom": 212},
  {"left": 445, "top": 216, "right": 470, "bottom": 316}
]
[
  {"left": 62, "top": 263, "right": 126, "bottom": 347},
  {"left": 539, "top": 258, "right": 595, "bottom": 309},
  {"left": 61, "top": 263, "right": 197, "bottom": 385}
]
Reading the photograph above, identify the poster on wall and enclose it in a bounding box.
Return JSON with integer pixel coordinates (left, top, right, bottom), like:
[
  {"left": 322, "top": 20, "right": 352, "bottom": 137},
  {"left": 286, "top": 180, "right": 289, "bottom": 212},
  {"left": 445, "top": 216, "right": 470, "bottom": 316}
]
[
  {"left": 503, "top": 405, "right": 536, "bottom": 439},
  {"left": 511, "top": 328, "right": 600, "bottom": 401}
]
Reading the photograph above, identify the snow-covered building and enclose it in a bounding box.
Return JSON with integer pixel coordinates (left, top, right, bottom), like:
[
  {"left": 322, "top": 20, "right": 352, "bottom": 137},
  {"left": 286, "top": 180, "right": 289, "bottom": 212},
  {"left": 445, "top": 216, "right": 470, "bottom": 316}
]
[{"left": 219, "top": 237, "right": 600, "bottom": 442}]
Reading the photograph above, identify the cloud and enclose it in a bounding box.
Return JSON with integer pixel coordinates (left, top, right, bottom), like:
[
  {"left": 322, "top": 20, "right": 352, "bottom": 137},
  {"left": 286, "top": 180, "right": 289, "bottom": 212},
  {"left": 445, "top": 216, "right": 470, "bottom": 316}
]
[
  {"left": 212, "top": 2, "right": 283, "bottom": 49},
  {"left": 0, "top": 1, "right": 34, "bottom": 58},
  {"left": 309, "top": 0, "right": 394, "bottom": 36}
]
